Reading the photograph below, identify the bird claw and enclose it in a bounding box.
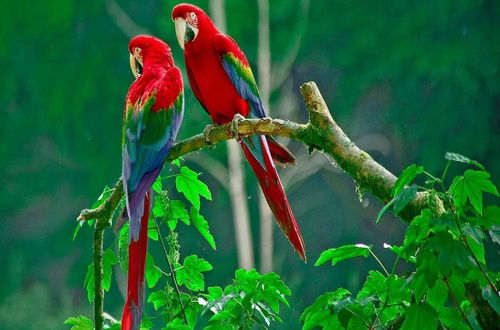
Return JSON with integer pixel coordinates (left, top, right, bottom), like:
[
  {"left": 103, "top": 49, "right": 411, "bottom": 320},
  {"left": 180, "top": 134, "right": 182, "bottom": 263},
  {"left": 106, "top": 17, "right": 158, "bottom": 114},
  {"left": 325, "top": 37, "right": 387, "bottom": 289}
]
[
  {"left": 230, "top": 113, "right": 246, "bottom": 140},
  {"left": 203, "top": 125, "right": 214, "bottom": 144}
]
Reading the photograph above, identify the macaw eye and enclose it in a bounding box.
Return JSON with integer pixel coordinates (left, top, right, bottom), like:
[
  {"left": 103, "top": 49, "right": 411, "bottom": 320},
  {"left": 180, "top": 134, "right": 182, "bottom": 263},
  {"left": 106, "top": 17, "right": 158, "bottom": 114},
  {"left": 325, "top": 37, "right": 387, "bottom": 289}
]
[{"left": 190, "top": 12, "right": 196, "bottom": 20}]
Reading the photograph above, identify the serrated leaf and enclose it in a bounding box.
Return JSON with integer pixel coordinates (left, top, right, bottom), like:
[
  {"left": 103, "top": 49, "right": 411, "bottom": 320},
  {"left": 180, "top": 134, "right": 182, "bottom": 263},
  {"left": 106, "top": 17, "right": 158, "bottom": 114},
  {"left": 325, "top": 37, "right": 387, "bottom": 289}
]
[
  {"left": 450, "top": 170, "right": 499, "bottom": 215},
  {"left": 300, "top": 289, "right": 350, "bottom": 330},
  {"left": 176, "top": 255, "right": 212, "bottom": 291},
  {"left": 190, "top": 207, "right": 216, "bottom": 250},
  {"left": 393, "top": 185, "right": 418, "bottom": 214},
  {"left": 64, "top": 315, "right": 93, "bottom": 330},
  {"left": 357, "top": 270, "right": 386, "bottom": 300},
  {"left": 145, "top": 254, "right": 161, "bottom": 288},
  {"left": 445, "top": 152, "right": 485, "bottom": 170},
  {"left": 83, "top": 264, "right": 94, "bottom": 303},
  {"left": 482, "top": 286, "right": 500, "bottom": 314},
  {"left": 103, "top": 249, "right": 117, "bottom": 292},
  {"left": 147, "top": 218, "right": 158, "bottom": 241},
  {"left": 315, "top": 244, "right": 372, "bottom": 266},
  {"left": 148, "top": 290, "right": 169, "bottom": 310},
  {"left": 175, "top": 166, "right": 212, "bottom": 209},
  {"left": 401, "top": 302, "right": 437, "bottom": 330},
  {"left": 427, "top": 232, "right": 471, "bottom": 275},
  {"left": 393, "top": 164, "right": 424, "bottom": 196},
  {"left": 257, "top": 272, "right": 292, "bottom": 313}
]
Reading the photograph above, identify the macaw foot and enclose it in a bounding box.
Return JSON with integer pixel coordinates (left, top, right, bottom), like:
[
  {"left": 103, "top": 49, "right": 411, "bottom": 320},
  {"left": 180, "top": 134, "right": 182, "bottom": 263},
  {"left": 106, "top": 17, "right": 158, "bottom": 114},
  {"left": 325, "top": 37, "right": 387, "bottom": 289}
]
[
  {"left": 203, "top": 124, "right": 214, "bottom": 144},
  {"left": 230, "top": 113, "right": 246, "bottom": 140}
]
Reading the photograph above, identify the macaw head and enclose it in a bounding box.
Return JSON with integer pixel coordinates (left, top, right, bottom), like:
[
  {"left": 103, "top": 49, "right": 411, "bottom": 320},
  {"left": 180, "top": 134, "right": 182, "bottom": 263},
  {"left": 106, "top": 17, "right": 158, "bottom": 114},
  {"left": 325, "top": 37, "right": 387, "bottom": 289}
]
[
  {"left": 128, "top": 35, "right": 173, "bottom": 78},
  {"left": 172, "top": 4, "right": 217, "bottom": 50}
]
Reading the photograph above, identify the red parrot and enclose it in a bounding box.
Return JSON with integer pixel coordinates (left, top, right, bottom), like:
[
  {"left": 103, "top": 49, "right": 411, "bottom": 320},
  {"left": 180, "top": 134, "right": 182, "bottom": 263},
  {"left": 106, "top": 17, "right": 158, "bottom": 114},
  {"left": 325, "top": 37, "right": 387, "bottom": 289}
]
[
  {"left": 171, "top": 4, "right": 306, "bottom": 261},
  {"left": 117, "top": 35, "right": 184, "bottom": 330}
]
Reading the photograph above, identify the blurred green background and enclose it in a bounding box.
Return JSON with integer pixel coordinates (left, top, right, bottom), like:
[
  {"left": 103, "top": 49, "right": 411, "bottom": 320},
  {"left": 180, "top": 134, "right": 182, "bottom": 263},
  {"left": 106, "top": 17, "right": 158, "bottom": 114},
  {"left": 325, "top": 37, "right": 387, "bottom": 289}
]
[{"left": 1, "top": 0, "right": 499, "bottom": 328}]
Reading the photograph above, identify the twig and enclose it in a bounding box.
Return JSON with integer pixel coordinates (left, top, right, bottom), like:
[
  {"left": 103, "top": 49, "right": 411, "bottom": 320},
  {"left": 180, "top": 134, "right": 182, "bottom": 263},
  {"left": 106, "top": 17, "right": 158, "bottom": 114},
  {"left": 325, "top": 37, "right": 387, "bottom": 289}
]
[
  {"left": 443, "top": 277, "right": 473, "bottom": 328},
  {"left": 93, "top": 214, "right": 113, "bottom": 330},
  {"left": 153, "top": 218, "right": 188, "bottom": 325},
  {"left": 369, "top": 250, "right": 389, "bottom": 276},
  {"left": 93, "top": 225, "right": 105, "bottom": 330}
]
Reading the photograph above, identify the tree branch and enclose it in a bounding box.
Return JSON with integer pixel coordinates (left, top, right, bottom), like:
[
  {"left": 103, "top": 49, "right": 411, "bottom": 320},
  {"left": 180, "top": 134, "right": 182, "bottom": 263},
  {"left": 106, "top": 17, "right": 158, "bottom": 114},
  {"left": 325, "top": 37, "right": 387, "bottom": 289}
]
[{"left": 77, "top": 81, "right": 442, "bottom": 225}]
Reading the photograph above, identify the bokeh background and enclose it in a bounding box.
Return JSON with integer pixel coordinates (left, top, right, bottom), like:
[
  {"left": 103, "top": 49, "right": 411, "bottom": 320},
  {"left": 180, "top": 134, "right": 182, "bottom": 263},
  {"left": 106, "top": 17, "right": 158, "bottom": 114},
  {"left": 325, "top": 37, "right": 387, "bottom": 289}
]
[{"left": 1, "top": 0, "right": 499, "bottom": 328}]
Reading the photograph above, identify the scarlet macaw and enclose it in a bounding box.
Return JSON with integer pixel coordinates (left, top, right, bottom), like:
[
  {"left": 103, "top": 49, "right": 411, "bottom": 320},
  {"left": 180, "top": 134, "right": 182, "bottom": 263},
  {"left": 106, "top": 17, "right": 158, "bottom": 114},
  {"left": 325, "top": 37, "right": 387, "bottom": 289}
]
[
  {"left": 171, "top": 4, "right": 306, "bottom": 261},
  {"left": 117, "top": 35, "right": 184, "bottom": 330}
]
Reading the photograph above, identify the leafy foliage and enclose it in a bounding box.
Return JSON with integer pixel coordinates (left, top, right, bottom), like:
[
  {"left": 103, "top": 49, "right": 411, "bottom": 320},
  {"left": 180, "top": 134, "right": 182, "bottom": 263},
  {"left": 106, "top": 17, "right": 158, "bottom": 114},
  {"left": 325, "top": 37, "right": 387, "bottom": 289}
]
[
  {"left": 69, "top": 162, "right": 291, "bottom": 329},
  {"left": 304, "top": 153, "right": 500, "bottom": 329}
]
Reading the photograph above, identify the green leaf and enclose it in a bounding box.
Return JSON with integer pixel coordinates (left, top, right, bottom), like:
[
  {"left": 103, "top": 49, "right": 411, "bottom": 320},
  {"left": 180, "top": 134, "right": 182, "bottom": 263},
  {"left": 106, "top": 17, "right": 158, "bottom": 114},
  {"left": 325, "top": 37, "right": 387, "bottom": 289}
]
[
  {"left": 176, "top": 255, "right": 213, "bottom": 291},
  {"left": 393, "top": 164, "right": 424, "bottom": 196},
  {"left": 427, "top": 232, "right": 471, "bottom": 275},
  {"left": 190, "top": 207, "right": 216, "bottom": 250},
  {"left": 401, "top": 302, "right": 437, "bottom": 330},
  {"left": 118, "top": 223, "right": 129, "bottom": 271},
  {"left": 300, "top": 289, "right": 350, "bottom": 330},
  {"left": 170, "top": 200, "right": 190, "bottom": 224},
  {"left": 482, "top": 286, "right": 500, "bottom": 314},
  {"left": 393, "top": 185, "right": 418, "bottom": 214},
  {"left": 147, "top": 218, "right": 158, "bottom": 241},
  {"left": 450, "top": 170, "right": 499, "bottom": 215},
  {"left": 357, "top": 270, "right": 386, "bottom": 300},
  {"left": 411, "top": 272, "right": 428, "bottom": 302},
  {"left": 403, "top": 209, "right": 431, "bottom": 247},
  {"left": 175, "top": 166, "right": 212, "bottom": 210},
  {"left": 445, "top": 152, "right": 485, "bottom": 170},
  {"left": 257, "top": 272, "right": 292, "bottom": 313},
  {"left": 471, "top": 206, "right": 500, "bottom": 228},
  {"left": 315, "top": 244, "right": 372, "bottom": 266},
  {"left": 426, "top": 280, "right": 447, "bottom": 310},
  {"left": 102, "top": 249, "right": 117, "bottom": 292},
  {"left": 64, "top": 315, "right": 93, "bottom": 330},
  {"left": 172, "top": 158, "right": 181, "bottom": 167},
  {"left": 466, "top": 236, "right": 485, "bottom": 264},
  {"left": 448, "top": 275, "right": 466, "bottom": 303},
  {"left": 152, "top": 176, "right": 163, "bottom": 193},
  {"left": 376, "top": 198, "right": 396, "bottom": 224},
  {"left": 438, "top": 307, "right": 469, "bottom": 330},
  {"left": 385, "top": 274, "right": 411, "bottom": 305},
  {"left": 83, "top": 263, "right": 94, "bottom": 303},
  {"left": 148, "top": 290, "right": 169, "bottom": 310},
  {"left": 145, "top": 253, "right": 161, "bottom": 288}
]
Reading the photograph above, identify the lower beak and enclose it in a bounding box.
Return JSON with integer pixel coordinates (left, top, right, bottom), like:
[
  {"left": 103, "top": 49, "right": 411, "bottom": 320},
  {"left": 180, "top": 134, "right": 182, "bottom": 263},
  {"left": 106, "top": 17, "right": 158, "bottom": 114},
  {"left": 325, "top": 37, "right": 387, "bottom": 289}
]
[
  {"left": 174, "top": 18, "right": 187, "bottom": 50},
  {"left": 129, "top": 54, "right": 139, "bottom": 78}
]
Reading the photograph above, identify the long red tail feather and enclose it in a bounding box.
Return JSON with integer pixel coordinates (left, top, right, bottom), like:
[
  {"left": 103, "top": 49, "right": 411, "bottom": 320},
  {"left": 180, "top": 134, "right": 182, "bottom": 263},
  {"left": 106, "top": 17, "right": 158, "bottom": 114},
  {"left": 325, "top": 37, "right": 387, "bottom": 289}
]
[
  {"left": 121, "top": 193, "right": 150, "bottom": 330},
  {"left": 240, "top": 136, "right": 306, "bottom": 261}
]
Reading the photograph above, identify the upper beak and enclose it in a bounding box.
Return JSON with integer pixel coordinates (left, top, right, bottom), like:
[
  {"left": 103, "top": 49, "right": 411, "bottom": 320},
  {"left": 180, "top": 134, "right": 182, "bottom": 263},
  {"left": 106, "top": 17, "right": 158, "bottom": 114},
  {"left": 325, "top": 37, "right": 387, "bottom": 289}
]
[
  {"left": 129, "top": 54, "right": 143, "bottom": 79},
  {"left": 174, "top": 18, "right": 187, "bottom": 50},
  {"left": 129, "top": 54, "right": 138, "bottom": 78}
]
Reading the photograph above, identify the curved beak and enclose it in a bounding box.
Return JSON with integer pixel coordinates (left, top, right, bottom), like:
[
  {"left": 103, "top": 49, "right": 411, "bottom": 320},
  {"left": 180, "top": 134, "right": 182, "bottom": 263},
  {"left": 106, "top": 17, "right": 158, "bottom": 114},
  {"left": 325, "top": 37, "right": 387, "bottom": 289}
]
[
  {"left": 129, "top": 54, "right": 138, "bottom": 78},
  {"left": 129, "top": 54, "right": 143, "bottom": 79},
  {"left": 174, "top": 18, "right": 187, "bottom": 50}
]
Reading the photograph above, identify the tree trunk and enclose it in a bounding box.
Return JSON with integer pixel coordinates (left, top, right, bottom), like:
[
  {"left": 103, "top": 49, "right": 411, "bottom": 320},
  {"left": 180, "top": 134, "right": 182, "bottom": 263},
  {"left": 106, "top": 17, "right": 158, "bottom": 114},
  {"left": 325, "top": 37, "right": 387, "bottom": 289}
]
[
  {"left": 257, "top": 0, "right": 273, "bottom": 273},
  {"left": 210, "top": 0, "right": 254, "bottom": 269}
]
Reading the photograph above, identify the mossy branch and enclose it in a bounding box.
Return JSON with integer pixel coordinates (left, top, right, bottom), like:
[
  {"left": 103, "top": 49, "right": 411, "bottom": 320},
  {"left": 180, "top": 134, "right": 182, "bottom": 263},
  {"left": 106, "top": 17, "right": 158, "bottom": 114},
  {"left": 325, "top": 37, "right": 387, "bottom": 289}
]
[{"left": 77, "top": 81, "right": 440, "bottom": 226}]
